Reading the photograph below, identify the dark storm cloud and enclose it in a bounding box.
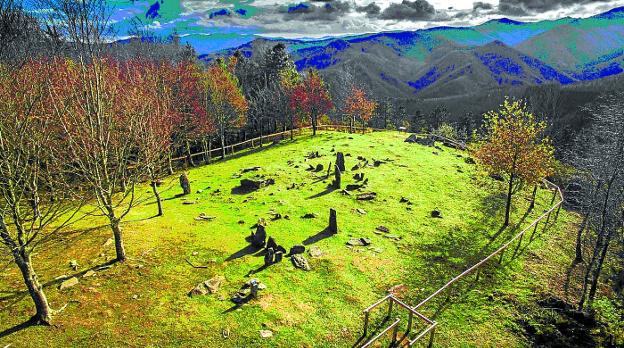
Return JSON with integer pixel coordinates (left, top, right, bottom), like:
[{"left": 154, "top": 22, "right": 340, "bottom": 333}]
[
  {"left": 379, "top": 0, "right": 436, "bottom": 20},
  {"left": 281, "top": 1, "right": 351, "bottom": 21},
  {"left": 473, "top": 1, "right": 494, "bottom": 10},
  {"left": 356, "top": 2, "right": 381, "bottom": 16},
  {"left": 498, "top": 0, "right": 612, "bottom": 14}
]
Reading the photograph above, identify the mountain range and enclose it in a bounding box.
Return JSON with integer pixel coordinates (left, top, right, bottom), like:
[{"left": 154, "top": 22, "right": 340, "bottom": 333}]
[{"left": 205, "top": 7, "right": 624, "bottom": 99}]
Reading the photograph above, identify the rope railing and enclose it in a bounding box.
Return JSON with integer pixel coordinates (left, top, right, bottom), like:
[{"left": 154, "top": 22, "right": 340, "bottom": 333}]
[{"left": 357, "top": 140, "right": 564, "bottom": 347}]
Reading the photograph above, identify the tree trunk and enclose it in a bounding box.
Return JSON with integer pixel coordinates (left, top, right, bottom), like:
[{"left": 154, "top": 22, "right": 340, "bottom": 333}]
[
  {"left": 151, "top": 181, "right": 163, "bottom": 217},
  {"left": 312, "top": 115, "right": 317, "bottom": 136},
  {"left": 110, "top": 218, "right": 126, "bottom": 262},
  {"left": 587, "top": 230, "right": 614, "bottom": 307},
  {"left": 202, "top": 139, "right": 209, "bottom": 165},
  {"left": 220, "top": 131, "right": 226, "bottom": 160},
  {"left": 504, "top": 173, "right": 515, "bottom": 226},
  {"left": 529, "top": 185, "right": 538, "bottom": 211},
  {"left": 186, "top": 140, "right": 195, "bottom": 167},
  {"left": 574, "top": 211, "right": 590, "bottom": 264},
  {"left": 167, "top": 152, "right": 174, "bottom": 175},
  {"left": 362, "top": 119, "right": 366, "bottom": 134},
  {"left": 14, "top": 250, "right": 52, "bottom": 325}
]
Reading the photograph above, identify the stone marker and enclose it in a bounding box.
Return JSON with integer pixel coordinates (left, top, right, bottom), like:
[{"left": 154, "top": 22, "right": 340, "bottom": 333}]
[
  {"left": 333, "top": 165, "right": 341, "bottom": 189},
  {"left": 266, "top": 236, "right": 278, "bottom": 250},
  {"left": 336, "top": 152, "right": 346, "bottom": 172},
  {"left": 329, "top": 208, "right": 338, "bottom": 234},
  {"left": 59, "top": 277, "right": 79, "bottom": 290},
  {"left": 264, "top": 247, "right": 275, "bottom": 266},
  {"left": 180, "top": 173, "right": 191, "bottom": 195},
  {"left": 274, "top": 251, "right": 283, "bottom": 263},
  {"left": 251, "top": 225, "right": 267, "bottom": 247}
]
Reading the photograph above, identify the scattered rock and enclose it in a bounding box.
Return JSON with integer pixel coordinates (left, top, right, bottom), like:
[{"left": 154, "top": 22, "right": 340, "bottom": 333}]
[
  {"left": 302, "top": 212, "right": 318, "bottom": 219},
  {"left": 59, "top": 277, "right": 79, "bottom": 290},
  {"left": 308, "top": 246, "right": 324, "bottom": 258},
  {"left": 231, "top": 279, "right": 263, "bottom": 304},
  {"left": 291, "top": 254, "right": 311, "bottom": 271},
  {"left": 315, "top": 163, "right": 324, "bottom": 172},
  {"left": 384, "top": 234, "right": 402, "bottom": 240},
  {"left": 251, "top": 225, "right": 267, "bottom": 248},
  {"left": 399, "top": 197, "right": 410, "bottom": 204},
  {"left": 83, "top": 270, "right": 96, "bottom": 278},
  {"left": 69, "top": 260, "right": 79, "bottom": 271},
  {"left": 260, "top": 330, "right": 273, "bottom": 338},
  {"left": 432, "top": 151, "right": 439, "bottom": 155},
  {"left": 182, "top": 200, "right": 197, "bottom": 205},
  {"left": 180, "top": 173, "right": 191, "bottom": 195},
  {"left": 239, "top": 178, "right": 275, "bottom": 192},
  {"left": 465, "top": 157, "right": 476, "bottom": 164},
  {"left": 355, "top": 208, "right": 367, "bottom": 215},
  {"left": 242, "top": 166, "right": 262, "bottom": 173},
  {"left": 195, "top": 212, "right": 216, "bottom": 221},
  {"left": 388, "top": 284, "right": 408, "bottom": 297},
  {"left": 347, "top": 238, "right": 372, "bottom": 246},
  {"left": 356, "top": 192, "right": 377, "bottom": 201},
  {"left": 103, "top": 238, "right": 114, "bottom": 247},
  {"left": 431, "top": 210, "right": 442, "bottom": 218},
  {"left": 289, "top": 245, "right": 305, "bottom": 255},
  {"left": 345, "top": 184, "right": 363, "bottom": 191},
  {"left": 376, "top": 225, "right": 390, "bottom": 233},
  {"left": 405, "top": 134, "right": 434, "bottom": 146}
]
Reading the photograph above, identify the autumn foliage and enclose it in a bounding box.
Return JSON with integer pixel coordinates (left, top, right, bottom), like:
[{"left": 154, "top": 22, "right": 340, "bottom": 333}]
[
  {"left": 289, "top": 69, "right": 333, "bottom": 135},
  {"left": 344, "top": 86, "right": 377, "bottom": 133},
  {"left": 475, "top": 98, "right": 555, "bottom": 226}
]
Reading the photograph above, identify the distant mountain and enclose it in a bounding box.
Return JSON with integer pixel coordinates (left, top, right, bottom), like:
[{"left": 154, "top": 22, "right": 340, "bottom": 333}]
[{"left": 206, "top": 7, "right": 624, "bottom": 99}]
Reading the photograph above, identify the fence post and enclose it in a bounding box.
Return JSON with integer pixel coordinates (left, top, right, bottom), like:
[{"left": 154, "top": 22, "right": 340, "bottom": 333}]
[
  {"left": 498, "top": 248, "right": 505, "bottom": 264},
  {"left": 391, "top": 320, "right": 399, "bottom": 346},
  {"left": 387, "top": 298, "right": 394, "bottom": 319},
  {"left": 427, "top": 326, "right": 436, "bottom": 348},
  {"left": 363, "top": 311, "right": 370, "bottom": 336}
]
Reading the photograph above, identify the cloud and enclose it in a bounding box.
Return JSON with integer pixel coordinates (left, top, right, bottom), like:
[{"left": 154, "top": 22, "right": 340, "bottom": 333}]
[
  {"left": 281, "top": 1, "right": 352, "bottom": 21},
  {"left": 379, "top": 0, "right": 437, "bottom": 20},
  {"left": 498, "top": 0, "right": 612, "bottom": 14},
  {"left": 473, "top": 1, "right": 494, "bottom": 10},
  {"left": 357, "top": 2, "right": 381, "bottom": 16}
]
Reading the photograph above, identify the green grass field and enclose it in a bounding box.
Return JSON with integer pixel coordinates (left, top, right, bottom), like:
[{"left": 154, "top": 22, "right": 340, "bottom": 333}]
[{"left": 0, "top": 130, "right": 576, "bottom": 347}]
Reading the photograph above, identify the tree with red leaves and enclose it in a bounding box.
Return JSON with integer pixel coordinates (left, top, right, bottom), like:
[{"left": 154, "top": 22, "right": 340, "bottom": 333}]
[
  {"left": 290, "top": 69, "right": 333, "bottom": 136},
  {"left": 200, "top": 58, "right": 248, "bottom": 159},
  {"left": 344, "top": 86, "right": 377, "bottom": 133}
]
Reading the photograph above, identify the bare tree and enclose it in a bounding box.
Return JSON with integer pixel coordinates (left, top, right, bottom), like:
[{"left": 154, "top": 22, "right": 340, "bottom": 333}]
[{"left": 0, "top": 61, "right": 84, "bottom": 324}]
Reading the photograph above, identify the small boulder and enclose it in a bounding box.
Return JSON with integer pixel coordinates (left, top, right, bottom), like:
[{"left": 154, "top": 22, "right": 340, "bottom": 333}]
[
  {"left": 356, "top": 192, "right": 377, "bottom": 201},
  {"left": 302, "top": 212, "right": 318, "bottom": 219},
  {"left": 291, "top": 254, "right": 311, "bottom": 271},
  {"left": 308, "top": 246, "right": 324, "bottom": 258},
  {"left": 59, "top": 277, "right": 79, "bottom": 290},
  {"left": 376, "top": 225, "right": 390, "bottom": 233},
  {"left": 260, "top": 330, "right": 273, "bottom": 338},
  {"left": 431, "top": 210, "right": 442, "bottom": 218},
  {"left": 347, "top": 238, "right": 372, "bottom": 247}
]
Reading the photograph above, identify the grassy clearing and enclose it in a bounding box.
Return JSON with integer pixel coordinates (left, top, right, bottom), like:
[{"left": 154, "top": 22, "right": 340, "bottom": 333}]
[{"left": 0, "top": 130, "right": 574, "bottom": 347}]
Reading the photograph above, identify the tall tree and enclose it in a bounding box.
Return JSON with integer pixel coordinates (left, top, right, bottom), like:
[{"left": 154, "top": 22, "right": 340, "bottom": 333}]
[
  {"left": 0, "top": 60, "right": 84, "bottom": 324},
  {"left": 475, "top": 98, "right": 555, "bottom": 226},
  {"left": 290, "top": 69, "right": 333, "bottom": 136},
  {"left": 201, "top": 58, "right": 248, "bottom": 159},
  {"left": 344, "top": 86, "right": 377, "bottom": 133}
]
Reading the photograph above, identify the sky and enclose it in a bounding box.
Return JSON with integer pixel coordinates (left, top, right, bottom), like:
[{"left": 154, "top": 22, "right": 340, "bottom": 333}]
[{"left": 104, "top": 0, "right": 624, "bottom": 52}]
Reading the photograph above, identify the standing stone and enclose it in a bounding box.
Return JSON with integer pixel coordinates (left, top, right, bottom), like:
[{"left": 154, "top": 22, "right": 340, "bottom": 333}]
[
  {"left": 266, "top": 236, "right": 278, "bottom": 250},
  {"left": 264, "top": 247, "right": 274, "bottom": 266},
  {"left": 252, "top": 225, "right": 267, "bottom": 248},
  {"left": 329, "top": 208, "right": 338, "bottom": 234},
  {"left": 274, "top": 251, "right": 283, "bottom": 263},
  {"left": 336, "top": 152, "right": 345, "bottom": 172},
  {"left": 333, "top": 165, "right": 341, "bottom": 189},
  {"left": 180, "top": 173, "right": 191, "bottom": 195}
]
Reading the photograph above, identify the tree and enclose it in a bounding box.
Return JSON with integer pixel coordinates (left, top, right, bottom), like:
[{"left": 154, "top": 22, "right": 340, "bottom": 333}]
[
  {"left": 200, "top": 58, "right": 248, "bottom": 159},
  {"left": 0, "top": 60, "right": 84, "bottom": 324},
  {"left": 344, "top": 86, "right": 377, "bottom": 133},
  {"left": 475, "top": 98, "right": 555, "bottom": 226},
  {"left": 281, "top": 65, "right": 302, "bottom": 140},
  {"left": 290, "top": 69, "right": 333, "bottom": 136},
  {"left": 567, "top": 93, "right": 624, "bottom": 310}
]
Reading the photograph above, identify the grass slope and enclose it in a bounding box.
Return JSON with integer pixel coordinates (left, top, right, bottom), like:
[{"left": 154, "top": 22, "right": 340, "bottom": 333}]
[{"left": 0, "top": 131, "right": 574, "bottom": 347}]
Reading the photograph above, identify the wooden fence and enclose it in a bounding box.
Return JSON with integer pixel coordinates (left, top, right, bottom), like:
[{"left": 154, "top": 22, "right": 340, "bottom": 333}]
[{"left": 356, "top": 140, "right": 563, "bottom": 347}]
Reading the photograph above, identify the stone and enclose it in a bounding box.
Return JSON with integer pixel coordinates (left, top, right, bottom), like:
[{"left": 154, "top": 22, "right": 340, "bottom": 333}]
[
  {"left": 291, "top": 254, "right": 311, "bottom": 271},
  {"left": 333, "top": 164, "right": 341, "bottom": 189},
  {"left": 266, "top": 237, "right": 278, "bottom": 250},
  {"left": 347, "top": 238, "right": 371, "bottom": 246},
  {"left": 465, "top": 157, "right": 476, "bottom": 164},
  {"left": 432, "top": 151, "right": 439, "bottom": 155},
  {"left": 351, "top": 164, "right": 361, "bottom": 171},
  {"left": 195, "top": 212, "right": 216, "bottom": 221},
  {"left": 315, "top": 163, "right": 324, "bottom": 172},
  {"left": 264, "top": 248, "right": 275, "bottom": 266},
  {"left": 399, "top": 197, "right": 410, "bottom": 203},
  {"left": 274, "top": 251, "right": 283, "bottom": 263},
  {"left": 431, "top": 210, "right": 442, "bottom": 218},
  {"left": 103, "top": 238, "right": 114, "bottom": 247},
  {"left": 356, "top": 192, "right": 377, "bottom": 201},
  {"left": 83, "top": 270, "right": 96, "bottom": 278},
  {"left": 302, "top": 212, "right": 318, "bottom": 219},
  {"left": 196, "top": 189, "right": 203, "bottom": 194},
  {"left": 308, "top": 246, "right": 323, "bottom": 258},
  {"left": 376, "top": 225, "right": 390, "bottom": 233},
  {"left": 260, "top": 330, "right": 273, "bottom": 338},
  {"left": 345, "top": 184, "right": 362, "bottom": 191},
  {"left": 384, "top": 234, "right": 401, "bottom": 240},
  {"left": 289, "top": 245, "right": 305, "bottom": 255},
  {"left": 242, "top": 166, "right": 262, "bottom": 173},
  {"left": 405, "top": 134, "right": 434, "bottom": 146},
  {"left": 182, "top": 200, "right": 197, "bottom": 205},
  {"left": 179, "top": 173, "right": 191, "bottom": 195},
  {"left": 69, "top": 260, "right": 79, "bottom": 271},
  {"left": 59, "top": 277, "right": 79, "bottom": 290},
  {"left": 328, "top": 208, "right": 338, "bottom": 234},
  {"left": 355, "top": 208, "right": 367, "bottom": 215},
  {"left": 336, "top": 152, "right": 346, "bottom": 172},
  {"left": 251, "top": 225, "right": 267, "bottom": 248},
  {"left": 240, "top": 178, "right": 274, "bottom": 192},
  {"left": 189, "top": 277, "right": 225, "bottom": 297}
]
